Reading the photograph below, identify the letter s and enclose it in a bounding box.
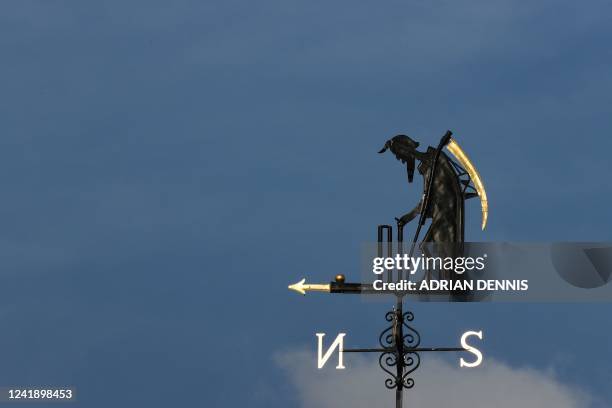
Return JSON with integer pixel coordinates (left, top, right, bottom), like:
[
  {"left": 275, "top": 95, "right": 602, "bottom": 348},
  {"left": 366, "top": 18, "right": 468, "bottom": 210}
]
[{"left": 460, "top": 330, "right": 483, "bottom": 368}]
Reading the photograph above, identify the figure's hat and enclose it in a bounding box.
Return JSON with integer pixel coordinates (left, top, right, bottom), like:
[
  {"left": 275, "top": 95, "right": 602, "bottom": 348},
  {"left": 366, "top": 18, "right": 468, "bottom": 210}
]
[{"left": 378, "top": 135, "right": 420, "bottom": 183}]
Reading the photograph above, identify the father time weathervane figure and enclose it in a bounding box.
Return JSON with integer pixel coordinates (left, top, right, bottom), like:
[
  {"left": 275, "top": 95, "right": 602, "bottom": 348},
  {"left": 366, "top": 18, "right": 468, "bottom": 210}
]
[{"left": 289, "top": 130, "right": 488, "bottom": 408}]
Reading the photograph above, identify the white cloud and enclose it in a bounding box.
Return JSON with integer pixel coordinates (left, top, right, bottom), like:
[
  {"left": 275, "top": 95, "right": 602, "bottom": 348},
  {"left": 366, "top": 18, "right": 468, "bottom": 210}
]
[{"left": 275, "top": 349, "right": 592, "bottom": 408}]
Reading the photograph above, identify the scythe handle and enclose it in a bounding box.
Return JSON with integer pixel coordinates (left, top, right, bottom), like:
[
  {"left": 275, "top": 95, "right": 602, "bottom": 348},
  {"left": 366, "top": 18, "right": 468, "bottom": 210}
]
[{"left": 408, "top": 130, "right": 453, "bottom": 255}]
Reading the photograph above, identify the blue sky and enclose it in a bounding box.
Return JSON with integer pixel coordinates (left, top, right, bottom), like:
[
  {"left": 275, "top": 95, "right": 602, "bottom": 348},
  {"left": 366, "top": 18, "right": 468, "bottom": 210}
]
[{"left": 1, "top": 0, "right": 611, "bottom": 407}]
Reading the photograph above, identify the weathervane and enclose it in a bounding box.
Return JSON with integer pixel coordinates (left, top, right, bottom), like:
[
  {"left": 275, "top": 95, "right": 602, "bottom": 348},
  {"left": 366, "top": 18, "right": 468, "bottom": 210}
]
[{"left": 289, "top": 130, "right": 488, "bottom": 408}]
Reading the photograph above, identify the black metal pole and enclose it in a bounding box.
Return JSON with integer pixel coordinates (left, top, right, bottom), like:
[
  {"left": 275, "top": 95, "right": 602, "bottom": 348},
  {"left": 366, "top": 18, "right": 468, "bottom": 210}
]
[
  {"left": 396, "top": 225, "right": 404, "bottom": 408},
  {"left": 395, "top": 298, "right": 404, "bottom": 408}
]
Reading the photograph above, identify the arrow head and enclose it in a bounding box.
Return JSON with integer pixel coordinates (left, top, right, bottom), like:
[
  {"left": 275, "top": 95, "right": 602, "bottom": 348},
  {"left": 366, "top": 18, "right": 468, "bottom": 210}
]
[{"left": 288, "top": 278, "right": 307, "bottom": 295}]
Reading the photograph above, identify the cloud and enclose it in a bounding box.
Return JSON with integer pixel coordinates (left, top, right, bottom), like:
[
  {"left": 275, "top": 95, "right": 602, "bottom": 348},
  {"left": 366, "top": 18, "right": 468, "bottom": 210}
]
[{"left": 275, "top": 349, "right": 592, "bottom": 408}]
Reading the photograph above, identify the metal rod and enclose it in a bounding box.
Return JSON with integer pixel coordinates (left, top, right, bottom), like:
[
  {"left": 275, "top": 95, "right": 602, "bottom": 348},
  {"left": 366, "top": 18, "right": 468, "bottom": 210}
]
[
  {"left": 387, "top": 226, "right": 393, "bottom": 283},
  {"left": 397, "top": 220, "right": 404, "bottom": 282},
  {"left": 395, "top": 299, "right": 404, "bottom": 408},
  {"left": 377, "top": 225, "right": 393, "bottom": 284},
  {"left": 345, "top": 347, "right": 465, "bottom": 353},
  {"left": 408, "top": 130, "right": 453, "bottom": 258}
]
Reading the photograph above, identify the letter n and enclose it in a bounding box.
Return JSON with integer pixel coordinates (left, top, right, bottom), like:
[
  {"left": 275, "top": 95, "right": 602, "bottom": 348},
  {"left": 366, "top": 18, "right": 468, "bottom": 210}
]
[{"left": 316, "top": 333, "right": 346, "bottom": 369}]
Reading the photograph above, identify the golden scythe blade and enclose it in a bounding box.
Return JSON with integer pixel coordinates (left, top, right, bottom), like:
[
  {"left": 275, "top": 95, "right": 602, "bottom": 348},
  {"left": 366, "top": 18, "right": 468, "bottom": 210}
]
[{"left": 445, "top": 138, "right": 488, "bottom": 230}]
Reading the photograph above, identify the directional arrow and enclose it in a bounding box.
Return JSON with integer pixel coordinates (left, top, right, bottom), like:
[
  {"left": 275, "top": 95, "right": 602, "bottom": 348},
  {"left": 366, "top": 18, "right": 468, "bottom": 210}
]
[{"left": 288, "top": 278, "right": 331, "bottom": 295}]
